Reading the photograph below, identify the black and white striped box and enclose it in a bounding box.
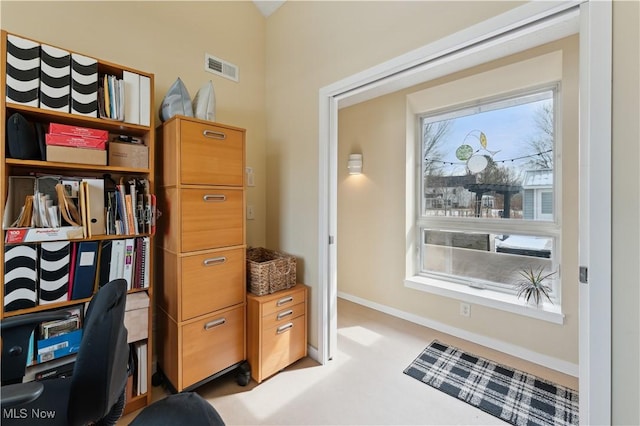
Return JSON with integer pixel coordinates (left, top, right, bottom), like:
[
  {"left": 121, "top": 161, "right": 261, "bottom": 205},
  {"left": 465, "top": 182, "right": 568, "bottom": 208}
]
[
  {"left": 6, "top": 34, "right": 40, "bottom": 107},
  {"left": 40, "top": 44, "right": 71, "bottom": 112},
  {"left": 3, "top": 243, "right": 37, "bottom": 312},
  {"left": 71, "top": 53, "right": 98, "bottom": 117}
]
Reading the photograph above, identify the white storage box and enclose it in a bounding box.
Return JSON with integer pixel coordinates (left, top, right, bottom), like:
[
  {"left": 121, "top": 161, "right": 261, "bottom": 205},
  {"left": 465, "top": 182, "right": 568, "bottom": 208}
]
[{"left": 124, "top": 292, "right": 149, "bottom": 343}]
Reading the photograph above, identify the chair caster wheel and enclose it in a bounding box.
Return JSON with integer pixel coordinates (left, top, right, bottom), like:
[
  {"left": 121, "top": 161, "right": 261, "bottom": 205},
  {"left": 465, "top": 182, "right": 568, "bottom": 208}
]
[
  {"left": 236, "top": 361, "right": 251, "bottom": 386},
  {"left": 152, "top": 371, "right": 164, "bottom": 387}
]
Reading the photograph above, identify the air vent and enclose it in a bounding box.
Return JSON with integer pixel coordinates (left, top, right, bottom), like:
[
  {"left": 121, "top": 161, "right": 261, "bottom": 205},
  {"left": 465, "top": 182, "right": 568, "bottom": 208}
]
[{"left": 204, "top": 53, "right": 239, "bottom": 82}]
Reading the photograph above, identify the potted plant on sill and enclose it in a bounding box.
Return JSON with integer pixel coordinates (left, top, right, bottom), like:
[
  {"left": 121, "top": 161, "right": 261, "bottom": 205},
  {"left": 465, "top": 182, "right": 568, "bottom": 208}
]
[{"left": 515, "top": 265, "right": 556, "bottom": 307}]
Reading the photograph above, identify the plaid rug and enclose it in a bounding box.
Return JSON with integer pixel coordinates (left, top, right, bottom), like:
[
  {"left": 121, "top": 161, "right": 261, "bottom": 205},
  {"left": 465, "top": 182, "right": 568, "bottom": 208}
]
[{"left": 404, "top": 341, "right": 579, "bottom": 426}]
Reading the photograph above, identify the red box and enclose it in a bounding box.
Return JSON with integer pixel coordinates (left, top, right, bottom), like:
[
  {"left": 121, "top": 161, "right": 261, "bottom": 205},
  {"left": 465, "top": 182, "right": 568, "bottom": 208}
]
[
  {"left": 49, "top": 122, "right": 109, "bottom": 141},
  {"left": 46, "top": 133, "right": 107, "bottom": 150}
]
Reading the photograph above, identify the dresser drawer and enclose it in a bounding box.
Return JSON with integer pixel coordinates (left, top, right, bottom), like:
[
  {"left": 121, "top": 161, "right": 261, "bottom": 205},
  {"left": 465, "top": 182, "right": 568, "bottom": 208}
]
[
  {"left": 181, "top": 305, "right": 245, "bottom": 388},
  {"left": 262, "top": 302, "right": 305, "bottom": 331},
  {"left": 180, "top": 120, "right": 244, "bottom": 186},
  {"left": 181, "top": 248, "right": 245, "bottom": 321},
  {"left": 261, "top": 315, "right": 306, "bottom": 381},
  {"left": 260, "top": 286, "right": 306, "bottom": 317},
  {"left": 181, "top": 188, "right": 243, "bottom": 252}
]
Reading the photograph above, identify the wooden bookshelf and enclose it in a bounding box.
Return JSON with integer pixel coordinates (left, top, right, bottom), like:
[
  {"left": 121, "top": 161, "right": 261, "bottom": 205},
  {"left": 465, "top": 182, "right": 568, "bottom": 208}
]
[{"left": 0, "top": 30, "right": 155, "bottom": 414}]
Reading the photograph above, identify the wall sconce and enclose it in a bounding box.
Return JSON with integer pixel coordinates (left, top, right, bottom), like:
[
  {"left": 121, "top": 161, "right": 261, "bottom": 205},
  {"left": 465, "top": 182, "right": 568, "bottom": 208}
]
[{"left": 347, "top": 153, "right": 363, "bottom": 175}]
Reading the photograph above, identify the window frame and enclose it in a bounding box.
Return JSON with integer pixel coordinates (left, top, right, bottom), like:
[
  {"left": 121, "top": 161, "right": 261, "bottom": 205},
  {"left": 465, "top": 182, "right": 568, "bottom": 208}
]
[{"left": 415, "top": 84, "right": 563, "bottom": 303}]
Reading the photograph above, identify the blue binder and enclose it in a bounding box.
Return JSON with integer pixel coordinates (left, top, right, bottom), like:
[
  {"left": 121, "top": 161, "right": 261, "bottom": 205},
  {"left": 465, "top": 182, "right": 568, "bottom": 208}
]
[{"left": 70, "top": 241, "right": 99, "bottom": 300}]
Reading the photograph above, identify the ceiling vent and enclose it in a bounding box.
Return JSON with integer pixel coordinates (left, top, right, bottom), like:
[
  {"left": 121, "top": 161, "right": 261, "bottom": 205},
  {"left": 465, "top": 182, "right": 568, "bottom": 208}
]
[{"left": 204, "top": 53, "right": 239, "bottom": 82}]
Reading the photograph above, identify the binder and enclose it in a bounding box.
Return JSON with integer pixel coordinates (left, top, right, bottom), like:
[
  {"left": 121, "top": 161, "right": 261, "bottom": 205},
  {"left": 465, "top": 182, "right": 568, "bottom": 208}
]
[
  {"left": 122, "top": 238, "right": 135, "bottom": 290},
  {"left": 142, "top": 236, "right": 150, "bottom": 289},
  {"left": 98, "top": 240, "right": 112, "bottom": 287},
  {"left": 136, "top": 342, "right": 148, "bottom": 395},
  {"left": 117, "top": 181, "right": 129, "bottom": 235},
  {"left": 39, "top": 241, "right": 71, "bottom": 304},
  {"left": 81, "top": 178, "right": 106, "bottom": 236},
  {"left": 123, "top": 70, "right": 140, "bottom": 125},
  {"left": 139, "top": 75, "right": 151, "bottom": 127},
  {"left": 78, "top": 181, "right": 88, "bottom": 238},
  {"left": 133, "top": 238, "right": 142, "bottom": 289},
  {"left": 109, "top": 239, "right": 126, "bottom": 281},
  {"left": 67, "top": 242, "right": 77, "bottom": 300},
  {"left": 70, "top": 241, "right": 99, "bottom": 300}
]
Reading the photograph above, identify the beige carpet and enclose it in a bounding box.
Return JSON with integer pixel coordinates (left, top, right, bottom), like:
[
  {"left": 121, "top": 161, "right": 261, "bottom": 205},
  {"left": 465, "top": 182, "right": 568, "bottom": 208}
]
[{"left": 119, "top": 298, "right": 577, "bottom": 425}]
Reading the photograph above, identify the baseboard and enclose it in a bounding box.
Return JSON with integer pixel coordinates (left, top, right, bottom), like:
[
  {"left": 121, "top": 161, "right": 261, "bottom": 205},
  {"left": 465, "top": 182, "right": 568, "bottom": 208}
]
[
  {"left": 307, "top": 344, "right": 319, "bottom": 363},
  {"left": 338, "top": 291, "right": 579, "bottom": 377}
]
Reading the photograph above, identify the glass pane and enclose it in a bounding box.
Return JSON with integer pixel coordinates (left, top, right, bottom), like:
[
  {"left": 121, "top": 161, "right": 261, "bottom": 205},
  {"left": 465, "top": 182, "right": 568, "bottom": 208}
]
[
  {"left": 421, "top": 90, "right": 555, "bottom": 221},
  {"left": 421, "top": 230, "right": 554, "bottom": 289},
  {"left": 541, "top": 191, "right": 553, "bottom": 214}
]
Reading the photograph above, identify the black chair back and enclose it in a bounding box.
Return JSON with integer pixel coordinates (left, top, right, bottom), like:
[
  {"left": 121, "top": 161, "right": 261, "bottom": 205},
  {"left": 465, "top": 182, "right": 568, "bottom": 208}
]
[{"left": 68, "top": 278, "right": 129, "bottom": 426}]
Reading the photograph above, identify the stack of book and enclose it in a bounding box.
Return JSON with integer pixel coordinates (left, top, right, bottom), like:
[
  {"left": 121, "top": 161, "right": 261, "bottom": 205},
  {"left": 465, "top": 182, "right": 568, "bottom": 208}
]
[{"left": 98, "top": 72, "right": 150, "bottom": 126}]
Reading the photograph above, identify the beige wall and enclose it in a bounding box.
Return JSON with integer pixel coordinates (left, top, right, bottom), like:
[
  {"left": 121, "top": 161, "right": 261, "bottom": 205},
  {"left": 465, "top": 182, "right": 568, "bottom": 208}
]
[
  {"left": 611, "top": 1, "right": 640, "bottom": 424},
  {"left": 338, "top": 37, "right": 579, "bottom": 364},
  {"left": 264, "top": 0, "right": 522, "bottom": 354},
  {"left": 1, "top": 1, "right": 268, "bottom": 248}
]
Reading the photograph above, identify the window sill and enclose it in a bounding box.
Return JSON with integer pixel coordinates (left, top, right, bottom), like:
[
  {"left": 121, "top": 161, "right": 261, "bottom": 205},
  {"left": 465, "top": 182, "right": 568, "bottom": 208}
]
[{"left": 404, "top": 275, "right": 564, "bottom": 324}]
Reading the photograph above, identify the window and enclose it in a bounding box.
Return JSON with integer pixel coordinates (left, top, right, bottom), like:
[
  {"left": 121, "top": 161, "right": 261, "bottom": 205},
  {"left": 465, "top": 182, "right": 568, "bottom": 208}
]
[{"left": 417, "top": 87, "right": 560, "bottom": 299}]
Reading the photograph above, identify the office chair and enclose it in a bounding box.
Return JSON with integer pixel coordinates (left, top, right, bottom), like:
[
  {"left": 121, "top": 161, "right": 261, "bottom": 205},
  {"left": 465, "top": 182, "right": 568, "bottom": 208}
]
[
  {"left": 2, "top": 277, "right": 226, "bottom": 426},
  {"left": 1, "top": 278, "right": 129, "bottom": 425}
]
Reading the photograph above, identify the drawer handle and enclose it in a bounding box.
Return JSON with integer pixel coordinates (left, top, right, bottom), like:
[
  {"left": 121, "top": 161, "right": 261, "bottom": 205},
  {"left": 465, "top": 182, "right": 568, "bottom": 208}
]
[
  {"left": 203, "top": 194, "right": 226, "bottom": 202},
  {"left": 204, "top": 318, "right": 226, "bottom": 330},
  {"left": 203, "top": 256, "right": 227, "bottom": 266},
  {"left": 277, "top": 309, "right": 294, "bottom": 320},
  {"left": 203, "top": 130, "right": 227, "bottom": 140},
  {"left": 276, "top": 296, "right": 294, "bottom": 307},
  {"left": 276, "top": 323, "right": 294, "bottom": 334}
]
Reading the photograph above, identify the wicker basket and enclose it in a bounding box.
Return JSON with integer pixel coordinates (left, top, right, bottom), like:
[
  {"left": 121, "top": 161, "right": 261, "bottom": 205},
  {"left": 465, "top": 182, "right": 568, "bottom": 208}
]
[{"left": 246, "top": 247, "right": 297, "bottom": 296}]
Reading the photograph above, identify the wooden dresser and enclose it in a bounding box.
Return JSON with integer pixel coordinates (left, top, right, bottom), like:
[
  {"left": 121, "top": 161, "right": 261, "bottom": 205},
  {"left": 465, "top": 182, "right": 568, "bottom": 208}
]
[
  {"left": 156, "top": 115, "right": 246, "bottom": 392},
  {"left": 247, "top": 284, "right": 308, "bottom": 383}
]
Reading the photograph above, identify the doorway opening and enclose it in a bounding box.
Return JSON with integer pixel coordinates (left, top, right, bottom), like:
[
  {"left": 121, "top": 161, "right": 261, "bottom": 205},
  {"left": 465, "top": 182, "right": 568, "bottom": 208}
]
[{"left": 318, "top": 2, "right": 611, "bottom": 424}]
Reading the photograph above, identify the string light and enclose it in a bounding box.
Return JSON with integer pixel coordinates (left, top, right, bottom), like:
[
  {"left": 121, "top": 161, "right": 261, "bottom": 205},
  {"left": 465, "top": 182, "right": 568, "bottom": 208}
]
[{"left": 426, "top": 150, "right": 552, "bottom": 166}]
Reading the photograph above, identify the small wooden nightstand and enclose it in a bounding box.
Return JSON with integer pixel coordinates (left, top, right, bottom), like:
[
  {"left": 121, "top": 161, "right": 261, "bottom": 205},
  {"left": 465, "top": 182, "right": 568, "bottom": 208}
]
[{"left": 246, "top": 284, "right": 308, "bottom": 383}]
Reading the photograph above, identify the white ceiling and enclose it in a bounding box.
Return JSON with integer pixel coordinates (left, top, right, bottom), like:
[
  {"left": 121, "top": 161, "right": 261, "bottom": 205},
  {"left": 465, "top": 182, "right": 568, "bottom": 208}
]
[{"left": 253, "top": 0, "right": 286, "bottom": 17}]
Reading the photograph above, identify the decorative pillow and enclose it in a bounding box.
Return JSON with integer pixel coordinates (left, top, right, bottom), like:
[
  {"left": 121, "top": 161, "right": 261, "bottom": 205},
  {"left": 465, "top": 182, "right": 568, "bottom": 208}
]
[
  {"left": 160, "top": 77, "right": 193, "bottom": 122},
  {"left": 192, "top": 80, "right": 216, "bottom": 122}
]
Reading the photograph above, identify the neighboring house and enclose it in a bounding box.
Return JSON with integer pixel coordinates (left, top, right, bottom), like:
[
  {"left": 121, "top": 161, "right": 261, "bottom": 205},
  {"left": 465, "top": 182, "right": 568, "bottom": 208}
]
[
  {"left": 424, "top": 174, "right": 476, "bottom": 212},
  {"left": 522, "top": 169, "right": 553, "bottom": 221}
]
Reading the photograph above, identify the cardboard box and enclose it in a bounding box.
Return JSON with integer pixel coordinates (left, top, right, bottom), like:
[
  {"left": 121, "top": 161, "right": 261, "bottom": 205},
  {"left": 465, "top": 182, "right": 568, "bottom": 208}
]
[
  {"left": 124, "top": 292, "right": 149, "bottom": 343},
  {"left": 46, "top": 145, "right": 107, "bottom": 166},
  {"left": 37, "top": 328, "right": 83, "bottom": 363},
  {"left": 49, "top": 122, "right": 108, "bottom": 141},
  {"left": 109, "top": 141, "right": 148, "bottom": 169},
  {"left": 5, "top": 226, "right": 84, "bottom": 243},
  {"left": 46, "top": 133, "right": 107, "bottom": 150}
]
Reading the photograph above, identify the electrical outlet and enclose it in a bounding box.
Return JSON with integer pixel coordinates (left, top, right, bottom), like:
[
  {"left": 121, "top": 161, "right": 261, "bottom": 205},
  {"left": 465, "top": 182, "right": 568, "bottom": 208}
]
[
  {"left": 247, "top": 205, "right": 255, "bottom": 220},
  {"left": 459, "top": 302, "right": 471, "bottom": 317}
]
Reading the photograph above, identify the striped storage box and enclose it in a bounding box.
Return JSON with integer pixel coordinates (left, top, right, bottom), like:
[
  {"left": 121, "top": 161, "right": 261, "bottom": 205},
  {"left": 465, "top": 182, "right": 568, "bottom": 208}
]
[
  {"left": 6, "top": 34, "right": 40, "bottom": 107},
  {"left": 4, "top": 244, "right": 38, "bottom": 312},
  {"left": 70, "top": 53, "right": 98, "bottom": 117},
  {"left": 38, "top": 241, "right": 71, "bottom": 305},
  {"left": 40, "top": 44, "right": 71, "bottom": 112}
]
